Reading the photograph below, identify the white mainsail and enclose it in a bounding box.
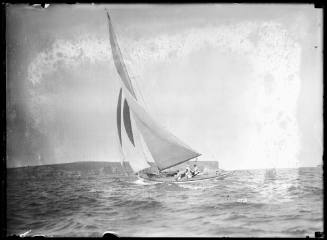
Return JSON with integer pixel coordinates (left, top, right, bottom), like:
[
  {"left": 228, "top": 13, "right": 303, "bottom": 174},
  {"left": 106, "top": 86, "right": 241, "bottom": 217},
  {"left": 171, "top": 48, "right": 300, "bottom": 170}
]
[{"left": 106, "top": 10, "right": 201, "bottom": 173}]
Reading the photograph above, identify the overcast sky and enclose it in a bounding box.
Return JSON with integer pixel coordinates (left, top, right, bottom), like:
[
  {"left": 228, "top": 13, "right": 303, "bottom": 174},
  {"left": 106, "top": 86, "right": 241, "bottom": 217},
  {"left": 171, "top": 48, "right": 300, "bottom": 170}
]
[{"left": 6, "top": 4, "right": 322, "bottom": 170}]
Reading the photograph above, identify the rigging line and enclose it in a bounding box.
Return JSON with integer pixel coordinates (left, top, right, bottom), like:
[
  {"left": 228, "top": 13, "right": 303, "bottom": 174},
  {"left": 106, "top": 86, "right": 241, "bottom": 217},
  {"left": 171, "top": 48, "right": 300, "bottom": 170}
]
[
  {"left": 139, "top": 134, "right": 152, "bottom": 168},
  {"left": 127, "top": 66, "right": 149, "bottom": 112},
  {"left": 139, "top": 129, "right": 156, "bottom": 170},
  {"left": 132, "top": 76, "right": 149, "bottom": 110},
  {"left": 121, "top": 161, "right": 129, "bottom": 177}
]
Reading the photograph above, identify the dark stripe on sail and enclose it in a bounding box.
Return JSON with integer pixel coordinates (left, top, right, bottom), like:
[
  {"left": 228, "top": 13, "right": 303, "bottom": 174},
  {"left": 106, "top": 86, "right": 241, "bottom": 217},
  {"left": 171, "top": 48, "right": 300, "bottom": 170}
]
[
  {"left": 117, "top": 88, "right": 123, "bottom": 146},
  {"left": 123, "top": 99, "right": 135, "bottom": 146}
]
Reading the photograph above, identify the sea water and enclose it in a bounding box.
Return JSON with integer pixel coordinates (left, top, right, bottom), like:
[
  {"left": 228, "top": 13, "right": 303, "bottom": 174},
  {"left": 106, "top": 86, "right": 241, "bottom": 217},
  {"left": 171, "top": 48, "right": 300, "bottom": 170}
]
[{"left": 7, "top": 167, "right": 323, "bottom": 237}]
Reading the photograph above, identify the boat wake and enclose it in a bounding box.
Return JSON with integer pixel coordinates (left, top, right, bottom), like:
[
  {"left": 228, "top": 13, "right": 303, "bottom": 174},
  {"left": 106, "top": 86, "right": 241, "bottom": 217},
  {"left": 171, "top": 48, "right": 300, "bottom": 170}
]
[
  {"left": 132, "top": 178, "right": 159, "bottom": 185},
  {"left": 178, "top": 183, "right": 217, "bottom": 190}
]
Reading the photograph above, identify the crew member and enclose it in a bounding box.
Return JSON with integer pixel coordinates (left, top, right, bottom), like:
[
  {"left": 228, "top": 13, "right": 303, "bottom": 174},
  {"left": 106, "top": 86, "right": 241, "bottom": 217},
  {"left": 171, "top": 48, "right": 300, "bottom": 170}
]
[{"left": 191, "top": 164, "right": 200, "bottom": 177}]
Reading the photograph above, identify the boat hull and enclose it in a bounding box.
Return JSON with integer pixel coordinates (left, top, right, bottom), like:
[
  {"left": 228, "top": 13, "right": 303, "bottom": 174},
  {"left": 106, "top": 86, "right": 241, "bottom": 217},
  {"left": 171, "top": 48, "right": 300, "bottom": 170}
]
[{"left": 138, "top": 171, "right": 233, "bottom": 183}]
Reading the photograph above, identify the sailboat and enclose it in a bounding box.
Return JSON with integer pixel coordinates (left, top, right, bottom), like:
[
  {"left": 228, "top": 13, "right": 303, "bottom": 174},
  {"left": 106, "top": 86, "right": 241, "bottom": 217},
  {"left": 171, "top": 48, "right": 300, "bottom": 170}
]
[{"left": 106, "top": 10, "right": 231, "bottom": 183}]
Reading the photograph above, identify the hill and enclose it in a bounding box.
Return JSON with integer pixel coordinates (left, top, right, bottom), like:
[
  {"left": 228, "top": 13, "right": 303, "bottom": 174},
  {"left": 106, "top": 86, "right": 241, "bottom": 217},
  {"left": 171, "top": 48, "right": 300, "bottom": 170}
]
[{"left": 7, "top": 161, "right": 219, "bottom": 180}]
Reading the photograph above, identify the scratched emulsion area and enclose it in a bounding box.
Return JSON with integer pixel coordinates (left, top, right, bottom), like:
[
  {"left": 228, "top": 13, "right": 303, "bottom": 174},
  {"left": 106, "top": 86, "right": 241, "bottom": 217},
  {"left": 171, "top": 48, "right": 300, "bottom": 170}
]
[{"left": 7, "top": 168, "right": 323, "bottom": 237}]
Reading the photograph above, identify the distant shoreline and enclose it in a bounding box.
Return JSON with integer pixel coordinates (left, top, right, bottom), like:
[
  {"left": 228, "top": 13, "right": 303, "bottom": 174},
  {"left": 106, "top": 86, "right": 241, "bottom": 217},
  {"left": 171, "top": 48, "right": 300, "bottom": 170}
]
[
  {"left": 6, "top": 160, "right": 218, "bottom": 180},
  {"left": 7, "top": 161, "right": 122, "bottom": 169}
]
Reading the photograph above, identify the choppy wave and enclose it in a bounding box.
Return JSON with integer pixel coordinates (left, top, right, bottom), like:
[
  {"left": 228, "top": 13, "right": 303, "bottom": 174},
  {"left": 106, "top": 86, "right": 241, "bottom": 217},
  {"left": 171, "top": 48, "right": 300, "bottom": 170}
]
[{"left": 7, "top": 167, "right": 323, "bottom": 237}]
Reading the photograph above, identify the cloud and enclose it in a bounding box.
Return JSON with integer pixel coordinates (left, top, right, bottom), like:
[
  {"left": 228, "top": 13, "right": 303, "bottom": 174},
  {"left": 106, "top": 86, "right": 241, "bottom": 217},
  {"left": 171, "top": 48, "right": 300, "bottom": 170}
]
[
  {"left": 27, "top": 20, "right": 262, "bottom": 86},
  {"left": 28, "top": 35, "right": 110, "bottom": 85}
]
